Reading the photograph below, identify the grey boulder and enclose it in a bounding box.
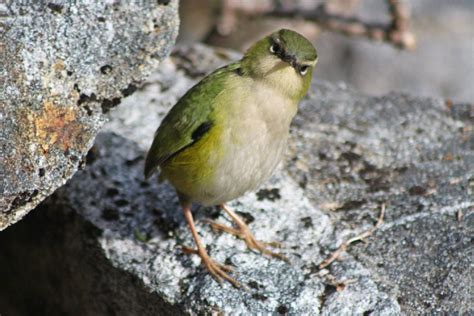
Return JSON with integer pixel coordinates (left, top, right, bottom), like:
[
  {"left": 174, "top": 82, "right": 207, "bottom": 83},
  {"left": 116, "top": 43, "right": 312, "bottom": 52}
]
[{"left": 0, "top": 0, "right": 179, "bottom": 229}]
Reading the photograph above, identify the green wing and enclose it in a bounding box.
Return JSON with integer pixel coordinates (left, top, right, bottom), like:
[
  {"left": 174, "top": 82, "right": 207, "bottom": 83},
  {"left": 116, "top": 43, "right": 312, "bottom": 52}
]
[{"left": 144, "top": 62, "right": 241, "bottom": 178}]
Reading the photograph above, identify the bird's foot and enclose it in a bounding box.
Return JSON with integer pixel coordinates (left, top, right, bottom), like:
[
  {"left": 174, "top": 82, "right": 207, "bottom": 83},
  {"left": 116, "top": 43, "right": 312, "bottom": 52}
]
[
  {"left": 181, "top": 245, "right": 241, "bottom": 288},
  {"left": 204, "top": 219, "right": 289, "bottom": 262}
]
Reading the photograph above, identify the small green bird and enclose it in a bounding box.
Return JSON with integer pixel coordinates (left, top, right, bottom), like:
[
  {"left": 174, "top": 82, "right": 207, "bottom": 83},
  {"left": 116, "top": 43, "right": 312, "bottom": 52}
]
[{"left": 145, "top": 29, "right": 317, "bottom": 287}]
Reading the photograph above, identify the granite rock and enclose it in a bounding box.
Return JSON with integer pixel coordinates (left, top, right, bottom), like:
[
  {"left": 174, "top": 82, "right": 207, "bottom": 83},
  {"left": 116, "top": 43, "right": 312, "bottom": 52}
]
[
  {"left": 0, "top": 44, "right": 472, "bottom": 315},
  {"left": 0, "top": 0, "right": 179, "bottom": 229}
]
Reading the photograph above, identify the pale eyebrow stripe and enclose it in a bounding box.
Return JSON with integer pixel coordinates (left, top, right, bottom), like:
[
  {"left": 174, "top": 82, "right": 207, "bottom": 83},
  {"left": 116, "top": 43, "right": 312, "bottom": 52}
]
[{"left": 301, "top": 59, "right": 317, "bottom": 67}]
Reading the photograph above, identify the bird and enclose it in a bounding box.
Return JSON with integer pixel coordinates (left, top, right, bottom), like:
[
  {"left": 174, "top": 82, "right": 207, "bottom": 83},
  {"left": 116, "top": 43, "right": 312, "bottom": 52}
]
[{"left": 145, "top": 29, "right": 317, "bottom": 287}]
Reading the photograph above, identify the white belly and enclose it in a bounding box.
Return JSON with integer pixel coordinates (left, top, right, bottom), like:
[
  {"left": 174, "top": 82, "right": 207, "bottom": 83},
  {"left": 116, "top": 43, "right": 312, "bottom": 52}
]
[{"left": 198, "top": 80, "right": 297, "bottom": 206}]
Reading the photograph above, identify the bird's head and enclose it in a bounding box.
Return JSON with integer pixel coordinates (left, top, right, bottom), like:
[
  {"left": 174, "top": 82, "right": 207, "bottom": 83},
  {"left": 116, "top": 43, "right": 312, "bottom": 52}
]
[{"left": 242, "top": 29, "right": 318, "bottom": 100}]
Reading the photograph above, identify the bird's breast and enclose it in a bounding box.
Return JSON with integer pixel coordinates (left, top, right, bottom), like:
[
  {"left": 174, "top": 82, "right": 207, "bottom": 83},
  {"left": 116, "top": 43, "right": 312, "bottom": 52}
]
[{"left": 205, "top": 78, "right": 297, "bottom": 204}]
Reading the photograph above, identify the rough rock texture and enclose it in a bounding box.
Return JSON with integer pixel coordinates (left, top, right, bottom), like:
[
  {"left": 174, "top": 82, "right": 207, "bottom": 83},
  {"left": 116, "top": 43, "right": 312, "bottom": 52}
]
[
  {"left": 0, "top": 44, "right": 472, "bottom": 315},
  {"left": 0, "top": 0, "right": 179, "bottom": 229}
]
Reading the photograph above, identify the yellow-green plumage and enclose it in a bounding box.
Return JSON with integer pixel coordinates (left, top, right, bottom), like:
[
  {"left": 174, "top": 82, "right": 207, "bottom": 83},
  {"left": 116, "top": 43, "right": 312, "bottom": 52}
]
[
  {"left": 145, "top": 29, "right": 317, "bottom": 207},
  {"left": 160, "top": 120, "right": 224, "bottom": 201}
]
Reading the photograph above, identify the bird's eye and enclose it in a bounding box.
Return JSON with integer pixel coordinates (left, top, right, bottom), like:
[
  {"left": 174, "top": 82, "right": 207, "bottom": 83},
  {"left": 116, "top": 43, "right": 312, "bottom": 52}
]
[
  {"left": 269, "top": 43, "right": 280, "bottom": 54},
  {"left": 299, "top": 65, "right": 309, "bottom": 75}
]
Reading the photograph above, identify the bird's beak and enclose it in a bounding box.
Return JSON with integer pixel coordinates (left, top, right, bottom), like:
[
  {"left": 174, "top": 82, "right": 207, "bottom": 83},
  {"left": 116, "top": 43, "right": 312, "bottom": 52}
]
[{"left": 281, "top": 53, "right": 297, "bottom": 68}]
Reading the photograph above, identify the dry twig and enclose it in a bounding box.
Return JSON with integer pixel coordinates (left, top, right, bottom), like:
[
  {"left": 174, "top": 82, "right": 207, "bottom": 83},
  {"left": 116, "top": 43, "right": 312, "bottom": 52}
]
[
  {"left": 324, "top": 273, "right": 357, "bottom": 292},
  {"left": 268, "top": 0, "right": 416, "bottom": 50},
  {"left": 319, "top": 203, "right": 385, "bottom": 269}
]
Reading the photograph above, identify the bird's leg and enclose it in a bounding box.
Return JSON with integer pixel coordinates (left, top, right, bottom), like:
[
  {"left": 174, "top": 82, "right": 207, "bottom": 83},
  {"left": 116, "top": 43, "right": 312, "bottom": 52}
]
[
  {"left": 182, "top": 205, "right": 241, "bottom": 288},
  {"left": 206, "top": 204, "right": 289, "bottom": 262}
]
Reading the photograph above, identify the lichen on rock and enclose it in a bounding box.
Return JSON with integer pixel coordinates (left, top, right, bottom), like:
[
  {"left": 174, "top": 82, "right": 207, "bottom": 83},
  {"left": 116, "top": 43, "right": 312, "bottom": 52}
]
[{"left": 0, "top": 0, "right": 179, "bottom": 229}]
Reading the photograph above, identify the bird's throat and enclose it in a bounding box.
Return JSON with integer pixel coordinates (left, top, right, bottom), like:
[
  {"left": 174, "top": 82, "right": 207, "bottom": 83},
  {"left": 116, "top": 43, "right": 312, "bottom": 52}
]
[{"left": 249, "top": 56, "right": 306, "bottom": 101}]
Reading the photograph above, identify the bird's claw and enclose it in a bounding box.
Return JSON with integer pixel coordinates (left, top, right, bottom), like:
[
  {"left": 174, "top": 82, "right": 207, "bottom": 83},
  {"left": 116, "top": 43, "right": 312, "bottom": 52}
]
[
  {"left": 262, "top": 240, "right": 283, "bottom": 248},
  {"left": 181, "top": 244, "right": 240, "bottom": 288},
  {"left": 204, "top": 219, "right": 289, "bottom": 262},
  {"left": 204, "top": 219, "right": 240, "bottom": 235},
  {"left": 244, "top": 233, "right": 290, "bottom": 262},
  {"left": 181, "top": 245, "right": 198, "bottom": 254}
]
